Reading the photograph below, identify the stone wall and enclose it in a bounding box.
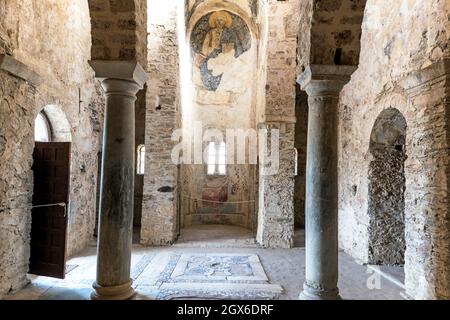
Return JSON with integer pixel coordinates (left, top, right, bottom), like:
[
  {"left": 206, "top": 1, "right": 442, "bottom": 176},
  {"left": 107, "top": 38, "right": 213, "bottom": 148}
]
[
  {"left": 263, "top": 0, "right": 299, "bottom": 121},
  {"left": 180, "top": 164, "right": 257, "bottom": 229},
  {"left": 256, "top": 0, "right": 300, "bottom": 248},
  {"left": 141, "top": 0, "right": 180, "bottom": 245},
  {"left": 88, "top": 0, "right": 147, "bottom": 66},
  {"left": 181, "top": 1, "right": 258, "bottom": 230},
  {"left": 400, "top": 64, "right": 450, "bottom": 299},
  {"left": 0, "top": 71, "right": 37, "bottom": 295},
  {"left": 296, "top": 0, "right": 313, "bottom": 74},
  {"left": 367, "top": 108, "right": 407, "bottom": 265},
  {"left": 0, "top": 0, "right": 103, "bottom": 296},
  {"left": 297, "top": 0, "right": 366, "bottom": 73},
  {"left": 133, "top": 87, "right": 146, "bottom": 231},
  {"left": 294, "top": 88, "right": 308, "bottom": 228},
  {"left": 256, "top": 122, "right": 296, "bottom": 247},
  {"left": 310, "top": 0, "right": 366, "bottom": 65},
  {"left": 337, "top": 0, "right": 450, "bottom": 299},
  {"left": 140, "top": 0, "right": 301, "bottom": 246}
]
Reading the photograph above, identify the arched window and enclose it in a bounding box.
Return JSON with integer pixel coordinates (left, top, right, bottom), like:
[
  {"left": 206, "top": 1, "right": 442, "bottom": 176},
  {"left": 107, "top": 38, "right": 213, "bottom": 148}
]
[
  {"left": 206, "top": 141, "right": 226, "bottom": 175},
  {"left": 137, "top": 144, "right": 146, "bottom": 175},
  {"left": 34, "top": 112, "right": 51, "bottom": 142}
]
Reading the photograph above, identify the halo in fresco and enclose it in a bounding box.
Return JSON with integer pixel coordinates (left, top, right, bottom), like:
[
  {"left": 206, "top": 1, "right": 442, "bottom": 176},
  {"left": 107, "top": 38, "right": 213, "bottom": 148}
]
[{"left": 190, "top": 10, "right": 251, "bottom": 91}]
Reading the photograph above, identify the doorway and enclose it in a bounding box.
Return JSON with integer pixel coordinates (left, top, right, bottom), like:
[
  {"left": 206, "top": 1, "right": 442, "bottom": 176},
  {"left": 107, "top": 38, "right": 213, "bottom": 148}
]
[{"left": 29, "top": 107, "right": 72, "bottom": 279}]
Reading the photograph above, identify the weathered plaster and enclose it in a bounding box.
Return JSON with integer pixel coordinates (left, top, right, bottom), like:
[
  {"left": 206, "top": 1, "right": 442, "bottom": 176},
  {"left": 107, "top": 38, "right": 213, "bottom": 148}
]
[
  {"left": 337, "top": 0, "right": 450, "bottom": 299},
  {"left": 0, "top": 0, "right": 103, "bottom": 296}
]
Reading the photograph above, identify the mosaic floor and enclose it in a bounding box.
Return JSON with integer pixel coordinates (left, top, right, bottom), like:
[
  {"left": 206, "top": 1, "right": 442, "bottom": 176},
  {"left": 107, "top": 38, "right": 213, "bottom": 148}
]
[
  {"left": 3, "top": 226, "right": 407, "bottom": 300},
  {"left": 134, "top": 252, "right": 283, "bottom": 299}
]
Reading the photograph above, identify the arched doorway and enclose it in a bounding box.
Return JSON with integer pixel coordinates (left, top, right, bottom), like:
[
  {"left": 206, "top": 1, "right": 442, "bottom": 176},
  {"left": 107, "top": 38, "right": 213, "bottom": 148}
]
[
  {"left": 38, "top": 105, "right": 72, "bottom": 142},
  {"left": 29, "top": 105, "right": 72, "bottom": 279},
  {"left": 368, "top": 108, "right": 407, "bottom": 267}
]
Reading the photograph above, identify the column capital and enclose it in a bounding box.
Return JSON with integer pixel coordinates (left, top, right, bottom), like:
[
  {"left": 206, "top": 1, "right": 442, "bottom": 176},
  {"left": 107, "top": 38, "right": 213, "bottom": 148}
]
[
  {"left": 89, "top": 60, "right": 148, "bottom": 89},
  {"left": 297, "top": 64, "right": 357, "bottom": 97}
]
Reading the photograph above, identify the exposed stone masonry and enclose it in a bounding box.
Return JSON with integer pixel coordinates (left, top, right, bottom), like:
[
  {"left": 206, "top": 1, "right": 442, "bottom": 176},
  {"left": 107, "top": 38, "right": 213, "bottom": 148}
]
[
  {"left": 88, "top": 0, "right": 147, "bottom": 66},
  {"left": 141, "top": 1, "right": 180, "bottom": 246},
  {"left": 256, "top": 122, "right": 296, "bottom": 248},
  {"left": 338, "top": 0, "right": 450, "bottom": 299},
  {"left": 256, "top": 0, "right": 300, "bottom": 248},
  {"left": 297, "top": 0, "right": 367, "bottom": 72},
  {"left": 367, "top": 108, "right": 407, "bottom": 266},
  {"left": 294, "top": 89, "right": 308, "bottom": 228},
  {"left": 1, "top": 0, "right": 450, "bottom": 301},
  {"left": 0, "top": 71, "right": 36, "bottom": 295},
  {"left": 0, "top": 0, "right": 103, "bottom": 296}
]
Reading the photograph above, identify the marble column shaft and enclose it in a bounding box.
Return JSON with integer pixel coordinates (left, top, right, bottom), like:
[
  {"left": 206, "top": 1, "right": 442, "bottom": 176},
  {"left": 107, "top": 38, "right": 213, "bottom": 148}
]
[
  {"left": 89, "top": 60, "right": 148, "bottom": 300},
  {"left": 297, "top": 65, "right": 356, "bottom": 300}
]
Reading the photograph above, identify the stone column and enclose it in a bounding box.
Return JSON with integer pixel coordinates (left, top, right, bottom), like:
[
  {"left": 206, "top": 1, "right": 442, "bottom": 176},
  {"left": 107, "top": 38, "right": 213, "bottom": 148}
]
[
  {"left": 297, "top": 65, "right": 356, "bottom": 300},
  {"left": 89, "top": 61, "right": 148, "bottom": 300}
]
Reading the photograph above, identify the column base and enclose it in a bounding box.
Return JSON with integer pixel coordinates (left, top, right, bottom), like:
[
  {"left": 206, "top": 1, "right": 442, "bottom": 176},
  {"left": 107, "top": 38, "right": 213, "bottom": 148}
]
[
  {"left": 91, "top": 279, "right": 136, "bottom": 300},
  {"left": 299, "top": 283, "right": 342, "bottom": 300}
]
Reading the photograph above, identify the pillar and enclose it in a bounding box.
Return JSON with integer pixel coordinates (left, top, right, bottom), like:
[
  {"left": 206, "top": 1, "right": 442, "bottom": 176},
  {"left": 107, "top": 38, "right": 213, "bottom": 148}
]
[
  {"left": 256, "top": 121, "right": 296, "bottom": 248},
  {"left": 399, "top": 58, "right": 450, "bottom": 299},
  {"left": 297, "top": 65, "right": 356, "bottom": 300},
  {"left": 89, "top": 60, "right": 148, "bottom": 300}
]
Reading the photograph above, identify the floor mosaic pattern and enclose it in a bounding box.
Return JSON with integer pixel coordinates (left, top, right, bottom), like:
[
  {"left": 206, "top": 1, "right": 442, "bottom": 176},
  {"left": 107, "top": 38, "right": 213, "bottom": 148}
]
[{"left": 134, "top": 253, "right": 283, "bottom": 300}]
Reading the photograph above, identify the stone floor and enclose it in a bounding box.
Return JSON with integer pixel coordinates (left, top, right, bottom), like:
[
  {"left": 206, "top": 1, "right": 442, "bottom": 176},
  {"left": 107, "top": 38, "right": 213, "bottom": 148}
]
[
  {"left": 174, "top": 225, "right": 257, "bottom": 248},
  {"left": 3, "top": 225, "right": 407, "bottom": 300},
  {"left": 367, "top": 265, "right": 405, "bottom": 290}
]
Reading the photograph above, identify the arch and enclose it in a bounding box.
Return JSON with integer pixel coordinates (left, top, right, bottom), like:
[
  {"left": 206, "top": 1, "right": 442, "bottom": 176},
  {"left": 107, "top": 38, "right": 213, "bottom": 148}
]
[
  {"left": 299, "top": 0, "right": 368, "bottom": 70},
  {"left": 88, "top": 0, "right": 147, "bottom": 65},
  {"left": 367, "top": 107, "right": 407, "bottom": 266},
  {"left": 186, "top": 1, "right": 259, "bottom": 40},
  {"left": 177, "top": 1, "right": 259, "bottom": 234},
  {"left": 34, "top": 112, "right": 52, "bottom": 142},
  {"left": 38, "top": 105, "right": 72, "bottom": 142}
]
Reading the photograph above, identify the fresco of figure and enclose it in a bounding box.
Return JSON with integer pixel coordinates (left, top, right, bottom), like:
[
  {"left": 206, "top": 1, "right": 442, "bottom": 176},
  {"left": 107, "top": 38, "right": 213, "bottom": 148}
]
[
  {"left": 201, "top": 11, "right": 233, "bottom": 57},
  {"left": 191, "top": 10, "right": 251, "bottom": 91}
]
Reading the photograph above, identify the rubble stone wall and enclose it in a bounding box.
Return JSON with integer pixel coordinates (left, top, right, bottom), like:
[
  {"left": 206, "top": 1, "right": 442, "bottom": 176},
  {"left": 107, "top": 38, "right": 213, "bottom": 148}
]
[{"left": 0, "top": 0, "right": 104, "bottom": 296}]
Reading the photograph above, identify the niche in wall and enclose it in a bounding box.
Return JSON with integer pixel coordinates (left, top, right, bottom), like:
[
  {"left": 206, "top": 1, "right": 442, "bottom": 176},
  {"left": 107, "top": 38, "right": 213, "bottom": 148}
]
[{"left": 367, "top": 107, "right": 407, "bottom": 266}]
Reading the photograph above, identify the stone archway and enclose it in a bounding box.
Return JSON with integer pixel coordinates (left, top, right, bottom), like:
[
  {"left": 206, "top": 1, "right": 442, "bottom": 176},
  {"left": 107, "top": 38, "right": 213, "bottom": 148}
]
[
  {"left": 39, "top": 104, "right": 72, "bottom": 142},
  {"left": 88, "top": 0, "right": 147, "bottom": 65},
  {"left": 367, "top": 107, "right": 407, "bottom": 266}
]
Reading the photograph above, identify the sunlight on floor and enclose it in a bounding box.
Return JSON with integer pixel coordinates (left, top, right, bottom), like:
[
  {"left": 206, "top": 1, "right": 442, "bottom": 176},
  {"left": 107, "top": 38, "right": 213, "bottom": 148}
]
[{"left": 4, "top": 227, "right": 406, "bottom": 300}]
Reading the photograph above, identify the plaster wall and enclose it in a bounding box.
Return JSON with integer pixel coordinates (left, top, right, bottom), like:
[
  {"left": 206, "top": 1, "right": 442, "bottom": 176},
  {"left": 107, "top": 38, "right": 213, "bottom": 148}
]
[
  {"left": 0, "top": 0, "right": 103, "bottom": 296},
  {"left": 337, "top": 0, "right": 450, "bottom": 299}
]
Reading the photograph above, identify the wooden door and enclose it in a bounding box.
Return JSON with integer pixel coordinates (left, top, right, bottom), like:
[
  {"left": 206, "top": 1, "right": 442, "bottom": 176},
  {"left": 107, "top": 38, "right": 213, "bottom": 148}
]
[{"left": 29, "top": 142, "right": 71, "bottom": 279}]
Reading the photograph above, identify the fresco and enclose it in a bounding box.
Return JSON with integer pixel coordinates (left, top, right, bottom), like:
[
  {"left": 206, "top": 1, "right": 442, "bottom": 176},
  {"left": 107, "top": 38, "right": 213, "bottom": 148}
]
[
  {"left": 190, "top": 10, "right": 252, "bottom": 91},
  {"left": 180, "top": 4, "right": 257, "bottom": 228},
  {"left": 191, "top": 178, "right": 238, "bottom": 214},
  {"left": 249, "top": 0, "right": 258, "bottom": 18}
]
